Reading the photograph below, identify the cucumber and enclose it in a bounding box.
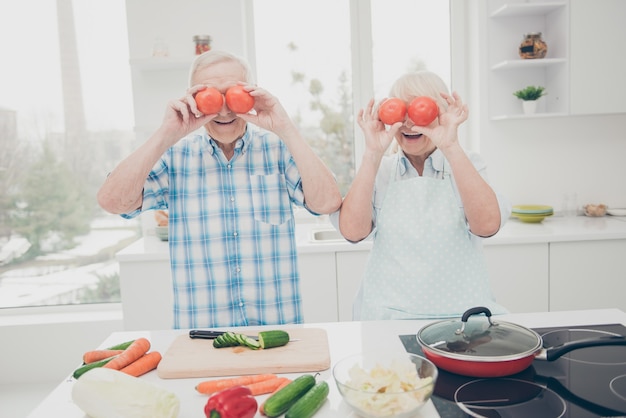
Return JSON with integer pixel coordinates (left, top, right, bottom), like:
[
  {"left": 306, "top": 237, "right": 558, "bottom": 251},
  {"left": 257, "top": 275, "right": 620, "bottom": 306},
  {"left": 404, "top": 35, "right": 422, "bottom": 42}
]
[
  {"left": 105, "top": 340, "right": 135, "bottom": 351},
  {"left": 258, "top": 330, "right": 290, "bottom": 349},
  {"left": 73, "top": 356, "right": 117, "bottom": 379},
  {"left": 285, "top": 381, "right": 329, "bottom": 418},
  {"left": 263, "top": 374, "right": 316, "bottom": 417}
]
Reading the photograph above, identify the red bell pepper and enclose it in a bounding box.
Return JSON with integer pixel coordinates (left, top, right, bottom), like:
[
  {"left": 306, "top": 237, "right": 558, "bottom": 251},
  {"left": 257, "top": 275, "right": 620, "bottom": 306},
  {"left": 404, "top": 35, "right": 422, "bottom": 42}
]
[{"left": 204, "top": 385, "right": 258, "bottom": 418}]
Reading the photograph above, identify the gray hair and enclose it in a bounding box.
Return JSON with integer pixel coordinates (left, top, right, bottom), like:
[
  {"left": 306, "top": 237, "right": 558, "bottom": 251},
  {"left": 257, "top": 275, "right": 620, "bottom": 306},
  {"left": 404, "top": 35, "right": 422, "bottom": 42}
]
[
  {"left": 389, "top": 71, "right": 450, "bottom": 111},
  {"left": 188, "top": 50, "right": 255, "bottom": 86}
]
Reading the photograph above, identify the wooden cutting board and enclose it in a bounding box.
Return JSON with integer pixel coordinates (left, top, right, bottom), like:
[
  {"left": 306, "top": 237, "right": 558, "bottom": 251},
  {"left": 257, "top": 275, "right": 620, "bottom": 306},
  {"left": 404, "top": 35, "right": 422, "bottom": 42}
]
[{"left": 157, "top": 327, "right": 331, "bottom": 379}]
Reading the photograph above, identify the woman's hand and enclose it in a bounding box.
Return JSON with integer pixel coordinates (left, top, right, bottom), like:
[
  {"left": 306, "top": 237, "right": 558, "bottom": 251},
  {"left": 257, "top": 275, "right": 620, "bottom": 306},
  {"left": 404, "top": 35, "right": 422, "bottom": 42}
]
[
  {"left": 412, "top": 91, "right": 468, "bottom": 152},
  {"left": 358, "top": 99, "right": 402, "bottom": 157}
]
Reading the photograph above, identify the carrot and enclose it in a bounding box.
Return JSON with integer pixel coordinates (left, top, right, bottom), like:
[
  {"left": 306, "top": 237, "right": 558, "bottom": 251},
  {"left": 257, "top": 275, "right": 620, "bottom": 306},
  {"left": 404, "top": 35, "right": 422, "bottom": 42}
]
[
  {"left": 245, "top": 376, "right": 290, "bottom": 396},
  {"left": 259, "top": 377, "right": 292, "bottom": 415},
  {"left": 119, "top": 351, "right": 162, "bottom": 377},
  {"left": 83, "top": 349, "right": 125, "bottom": 364},
  {"left": 195, "top": 373, "right": 277, "bottom": 395},
  {"left": 102, "top": 337, "right": 151, "bottom": 371}
]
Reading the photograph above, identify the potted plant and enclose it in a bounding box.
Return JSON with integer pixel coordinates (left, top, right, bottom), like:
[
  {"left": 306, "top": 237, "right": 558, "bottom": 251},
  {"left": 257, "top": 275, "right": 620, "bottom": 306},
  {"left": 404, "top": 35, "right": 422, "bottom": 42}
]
[{"left": 513, "top": 85, "right": 546, "bottom": 114}]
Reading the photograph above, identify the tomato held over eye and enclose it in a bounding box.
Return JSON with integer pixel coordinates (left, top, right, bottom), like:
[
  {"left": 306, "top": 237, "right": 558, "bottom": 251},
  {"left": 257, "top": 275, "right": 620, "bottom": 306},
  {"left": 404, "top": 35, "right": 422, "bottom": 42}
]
[
  {"left": 225, "top": 85, "right": 255, "bottom": 114},
  {"left": 195, "top": 87, "right": 224, "bottom": 115},
  {"left": 407, "top": 96, "right": 439, "bottom": 126},
  {"left": 377, "top": 98, "right": 407, "bottom": 125}
]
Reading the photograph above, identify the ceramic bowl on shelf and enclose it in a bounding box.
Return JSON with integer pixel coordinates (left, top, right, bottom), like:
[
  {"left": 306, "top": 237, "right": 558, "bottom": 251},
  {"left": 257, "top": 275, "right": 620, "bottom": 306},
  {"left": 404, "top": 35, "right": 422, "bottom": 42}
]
[{"left": 333, "top": 352, "right": 437, "bottom": 418}]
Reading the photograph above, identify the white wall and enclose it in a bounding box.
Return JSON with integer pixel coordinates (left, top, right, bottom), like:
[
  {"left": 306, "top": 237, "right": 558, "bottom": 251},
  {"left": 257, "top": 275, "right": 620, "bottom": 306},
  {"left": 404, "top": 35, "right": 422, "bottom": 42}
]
[{"left": 482, "top": 114, "right": 626, "bottom": 211}]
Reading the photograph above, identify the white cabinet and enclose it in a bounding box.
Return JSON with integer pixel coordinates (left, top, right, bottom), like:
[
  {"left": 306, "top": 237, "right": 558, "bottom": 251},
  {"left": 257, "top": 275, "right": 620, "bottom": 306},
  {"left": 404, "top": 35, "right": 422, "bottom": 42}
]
[
  {"left": 569, "top": 0, "right": 626, "bottom": 115},
  {"left": 118, "top": 251, "right": 173, "bottom": 331},
  {"left": 550, "top": 239, "right": 626, "bottom": 311},
  {"left": 298, "top": 253, "right": 338, "bottom": 323},
  {"left": 484, "top": 243, "right": 550, "bottom": 313},
  {"left": 124, "top": 0, "right": 252, "bottom": 138},
  {"left": 336, "top": 251, "right": 370, "bottom": 321}
]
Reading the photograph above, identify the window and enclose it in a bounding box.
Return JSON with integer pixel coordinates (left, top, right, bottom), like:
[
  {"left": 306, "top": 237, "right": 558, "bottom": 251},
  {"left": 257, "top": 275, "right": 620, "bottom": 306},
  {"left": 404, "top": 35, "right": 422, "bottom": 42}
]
[
  {"left": 0, "top": 0, "right": 139, "bottom": 309},
  {"left": 252, "top": 0, "right": 450, "bottom": 195}
]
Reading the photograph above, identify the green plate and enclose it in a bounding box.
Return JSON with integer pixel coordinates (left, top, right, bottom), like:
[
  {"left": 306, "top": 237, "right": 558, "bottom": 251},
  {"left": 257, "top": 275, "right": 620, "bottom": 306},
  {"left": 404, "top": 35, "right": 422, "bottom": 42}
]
[
  {"left": 512, "top": 204, "right": 554, "bottom": 215},
  {"left": 512, "top": 212, "right": 553, "bottom": 223}
]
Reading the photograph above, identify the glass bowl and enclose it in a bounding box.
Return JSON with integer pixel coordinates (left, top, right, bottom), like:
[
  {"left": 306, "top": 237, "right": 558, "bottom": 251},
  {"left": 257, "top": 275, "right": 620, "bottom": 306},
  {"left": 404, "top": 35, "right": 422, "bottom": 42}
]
[{"left": 333, "top": 352, "right": 438, "bottom": 418}]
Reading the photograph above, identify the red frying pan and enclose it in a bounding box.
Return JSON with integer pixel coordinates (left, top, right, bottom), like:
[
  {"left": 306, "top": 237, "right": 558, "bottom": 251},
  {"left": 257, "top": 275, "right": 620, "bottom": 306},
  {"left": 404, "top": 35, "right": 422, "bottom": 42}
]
[{"left": 416, "top": 306, "right": 626, "bottom": 378}]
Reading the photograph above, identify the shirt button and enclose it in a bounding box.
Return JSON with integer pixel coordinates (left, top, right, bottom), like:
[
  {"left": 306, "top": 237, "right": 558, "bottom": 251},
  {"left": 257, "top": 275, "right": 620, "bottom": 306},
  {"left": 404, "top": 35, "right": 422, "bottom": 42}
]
[
  {"left": 230, "top": 197, "right": 235, "bottom": 202},
  {"left": 227, "top": 164, "right": 231, "bottom": 169},
  {"left": 236, "top": 267, "right": 241, "bottom": 272},
  {"left": 233, "top": 231, "right": 238, "bottom": 236},
  {"left": 239, "top": 302, "right": 243, "bottom": 307}
]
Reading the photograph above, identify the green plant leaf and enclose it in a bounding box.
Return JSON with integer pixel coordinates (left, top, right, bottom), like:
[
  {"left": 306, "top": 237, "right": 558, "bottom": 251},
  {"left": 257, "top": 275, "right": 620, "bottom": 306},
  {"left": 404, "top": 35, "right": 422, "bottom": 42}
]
[{"left": 513, "top": 85, "right": 546, "bottom": 101}]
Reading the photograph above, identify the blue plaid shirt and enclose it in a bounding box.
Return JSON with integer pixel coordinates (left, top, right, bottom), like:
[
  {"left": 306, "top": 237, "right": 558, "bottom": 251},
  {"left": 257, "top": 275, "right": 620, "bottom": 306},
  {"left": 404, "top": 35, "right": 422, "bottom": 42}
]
[{"left": 122, "top": 125, "right": 307, "bottom": 328}]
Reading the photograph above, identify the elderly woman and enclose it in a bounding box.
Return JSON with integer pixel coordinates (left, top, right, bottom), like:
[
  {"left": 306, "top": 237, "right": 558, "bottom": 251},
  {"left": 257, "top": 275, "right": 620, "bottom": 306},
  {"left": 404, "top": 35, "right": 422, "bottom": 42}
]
[{"left": 334, "top": 71, "right": 511, "bottom": 320}]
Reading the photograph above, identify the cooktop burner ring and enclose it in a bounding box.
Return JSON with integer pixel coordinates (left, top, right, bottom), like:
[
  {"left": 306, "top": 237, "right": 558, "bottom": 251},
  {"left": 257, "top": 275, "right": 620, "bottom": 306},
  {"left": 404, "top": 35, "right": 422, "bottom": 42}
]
[
  {"left": 610, "top": 374, "right": 626, "bottom": 401},
  {"left": 453, "top": 378, "right": 567, "bottom": 417}
]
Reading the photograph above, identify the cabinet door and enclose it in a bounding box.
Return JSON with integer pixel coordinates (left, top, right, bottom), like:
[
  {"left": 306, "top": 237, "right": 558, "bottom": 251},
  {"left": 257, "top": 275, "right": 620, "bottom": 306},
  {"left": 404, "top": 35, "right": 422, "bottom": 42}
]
[
  {"left": 336, "top": 251, "right": 370, "bottom": 321},
  {"left": 119, "top": 259, "right": 174, "bottom": 331},
  {"left": 570, "top": 0, "right": 626, "bottom": 114},
  {"left": 550, "top": 240, "right": 626, "bottom": 311},
  {"left": 298, "top": 253, "right": 338, "bottom": 323},
  {"left": 484, "top": 243, "right": 549, "bottom": 313}
]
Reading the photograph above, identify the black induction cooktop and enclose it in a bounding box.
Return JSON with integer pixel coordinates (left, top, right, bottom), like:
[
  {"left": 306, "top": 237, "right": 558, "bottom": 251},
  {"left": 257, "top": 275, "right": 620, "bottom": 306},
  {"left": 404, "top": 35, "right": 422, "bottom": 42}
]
[{"left": 400, "top": 323, "right": 626, "bottom": 417}]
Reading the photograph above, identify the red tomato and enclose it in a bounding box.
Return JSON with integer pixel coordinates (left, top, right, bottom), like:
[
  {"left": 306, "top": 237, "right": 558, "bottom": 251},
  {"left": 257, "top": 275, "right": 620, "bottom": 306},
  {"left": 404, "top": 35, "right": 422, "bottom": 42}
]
[
  {"left": 378, "top": 98, "right": 407, "bottom": 125},
  {"left": 225, "top": 85, "right": 255, "bottom": 114},
  {"left": 195, "top": 87, "right": 224, "bottom": 115},
  {"left": 407, "top": 96, "right": 439, "bottom": 126}
]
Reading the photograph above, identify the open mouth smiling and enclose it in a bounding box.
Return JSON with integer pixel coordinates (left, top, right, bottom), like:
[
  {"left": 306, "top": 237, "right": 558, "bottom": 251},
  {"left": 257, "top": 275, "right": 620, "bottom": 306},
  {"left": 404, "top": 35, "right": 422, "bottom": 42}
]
[
  {"left": 213, "top": 118, "right": 237, "bottom": 125},
  {"left": 402, "top": 132, "right": 423, "bottom": 140}
]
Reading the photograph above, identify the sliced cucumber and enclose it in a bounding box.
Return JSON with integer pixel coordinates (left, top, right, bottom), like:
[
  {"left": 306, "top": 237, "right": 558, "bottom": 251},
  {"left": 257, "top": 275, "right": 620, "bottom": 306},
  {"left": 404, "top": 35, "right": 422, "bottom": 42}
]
[{"left": 212, "top": 332, "right": 260, "bottom": 349}]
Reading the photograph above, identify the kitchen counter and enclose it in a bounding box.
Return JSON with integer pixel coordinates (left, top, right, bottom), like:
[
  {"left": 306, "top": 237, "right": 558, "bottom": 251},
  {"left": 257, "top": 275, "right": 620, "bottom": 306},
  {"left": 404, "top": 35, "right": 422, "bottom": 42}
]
[
  {"left": 117, "top": 215, "right": 626, "bottom": 260},
  {"left": 27, "top": 308, "right": 626, "bottom": 418}
]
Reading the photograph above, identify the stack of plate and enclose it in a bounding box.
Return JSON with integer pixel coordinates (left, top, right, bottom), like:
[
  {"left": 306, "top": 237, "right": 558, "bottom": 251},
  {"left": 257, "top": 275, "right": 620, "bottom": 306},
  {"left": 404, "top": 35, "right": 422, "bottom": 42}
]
[{"left": 511, "top": 205, "right": 554, "bottom": 223}]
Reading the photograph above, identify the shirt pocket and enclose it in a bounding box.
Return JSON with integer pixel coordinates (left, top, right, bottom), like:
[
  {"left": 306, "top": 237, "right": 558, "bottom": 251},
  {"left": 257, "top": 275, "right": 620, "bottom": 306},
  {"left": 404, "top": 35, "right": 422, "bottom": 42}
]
[{"left": 250, "top": 173, "right": 293, "bottom": 226}]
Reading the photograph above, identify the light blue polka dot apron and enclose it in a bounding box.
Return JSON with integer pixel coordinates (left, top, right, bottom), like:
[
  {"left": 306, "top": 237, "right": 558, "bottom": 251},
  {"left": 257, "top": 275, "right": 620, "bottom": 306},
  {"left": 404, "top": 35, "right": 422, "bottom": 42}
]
[{"left": 354, "top": 158, "right": 507, "bottom": 320}]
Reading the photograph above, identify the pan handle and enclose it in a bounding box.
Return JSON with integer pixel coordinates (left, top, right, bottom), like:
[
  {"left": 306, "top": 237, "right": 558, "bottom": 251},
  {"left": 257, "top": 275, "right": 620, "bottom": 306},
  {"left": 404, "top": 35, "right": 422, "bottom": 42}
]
[
  {"left": 541, "top": 335, "right": 626, "bottom": 361},
  {"left": 456, "top": 307, "right": 496, "bottom": 335}
]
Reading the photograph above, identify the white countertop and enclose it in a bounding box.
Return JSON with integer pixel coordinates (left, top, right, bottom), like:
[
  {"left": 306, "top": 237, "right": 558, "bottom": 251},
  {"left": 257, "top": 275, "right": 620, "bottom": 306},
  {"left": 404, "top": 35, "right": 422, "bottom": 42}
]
[
  {"left": 117, "top": 215, "right": 626, "bottom": 261},
  {"left": 28, "top": 308, "right": 626, "bottom": 418}
]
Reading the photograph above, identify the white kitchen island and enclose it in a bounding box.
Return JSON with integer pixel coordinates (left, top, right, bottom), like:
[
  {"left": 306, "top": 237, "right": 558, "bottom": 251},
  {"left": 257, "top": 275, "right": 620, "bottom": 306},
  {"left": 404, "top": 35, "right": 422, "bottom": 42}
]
[
  {"left": 117, "top": 215, "right": 626, "bottom": 330},
  {"left": 27, "top": 308, "right": 626, "bottom": 418}
]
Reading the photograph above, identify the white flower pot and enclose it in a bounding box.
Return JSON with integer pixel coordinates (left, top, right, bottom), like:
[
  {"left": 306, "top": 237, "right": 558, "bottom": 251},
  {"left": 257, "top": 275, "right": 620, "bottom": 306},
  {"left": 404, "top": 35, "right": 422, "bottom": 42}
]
[{"left": 522, "top": 100, "right": 538, "bottom": 115}]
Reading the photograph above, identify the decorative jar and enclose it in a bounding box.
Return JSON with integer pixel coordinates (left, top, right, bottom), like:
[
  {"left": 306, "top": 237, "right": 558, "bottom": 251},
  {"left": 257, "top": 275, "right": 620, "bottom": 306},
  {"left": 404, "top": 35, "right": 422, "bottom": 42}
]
[
  {"left": 519, "top": 32, "right": 547, "bottom": 59},
  {"left": 193, "top": 35, "right": 212, "bottom": 55}
]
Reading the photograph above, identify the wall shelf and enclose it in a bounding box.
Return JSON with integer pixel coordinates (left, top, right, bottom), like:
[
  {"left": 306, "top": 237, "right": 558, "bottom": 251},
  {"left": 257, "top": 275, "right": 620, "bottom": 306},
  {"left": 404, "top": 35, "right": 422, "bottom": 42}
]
[
  {"left": 491, "top": 112, "right": 568, "bottom": 121},
  {"left": 490, "top": 2, "right": 566, "bottom": 18},
  {"left": 487, "top": 1, "right": 569, "bottom": 119},
  {"left": 491, "top": 58, "right": 566, "bottom": 71}
]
